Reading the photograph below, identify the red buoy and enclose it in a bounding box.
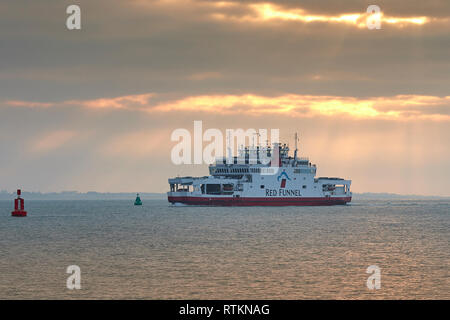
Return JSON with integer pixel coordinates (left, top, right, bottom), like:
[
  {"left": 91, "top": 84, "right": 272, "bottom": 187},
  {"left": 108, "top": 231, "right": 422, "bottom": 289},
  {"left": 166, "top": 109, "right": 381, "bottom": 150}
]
[{"left": 12, "top": 189, "right": 27, "bottom": 217}]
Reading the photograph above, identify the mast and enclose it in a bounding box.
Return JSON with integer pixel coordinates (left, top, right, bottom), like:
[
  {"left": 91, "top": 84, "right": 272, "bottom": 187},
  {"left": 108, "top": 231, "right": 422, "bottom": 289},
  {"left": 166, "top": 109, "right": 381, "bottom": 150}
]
[
  {"left": 294, "top": 132, "right": 298, "bottom": 160},
  {"left": 226, "top": 131, "right": 232, "bottom": 163}
]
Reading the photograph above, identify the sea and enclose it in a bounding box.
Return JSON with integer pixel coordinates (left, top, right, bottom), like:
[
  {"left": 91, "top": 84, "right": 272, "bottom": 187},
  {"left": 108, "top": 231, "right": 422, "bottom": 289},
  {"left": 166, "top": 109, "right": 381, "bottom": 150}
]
[{"left": 0, "top": 198, "right": 448, "bottom": 299}]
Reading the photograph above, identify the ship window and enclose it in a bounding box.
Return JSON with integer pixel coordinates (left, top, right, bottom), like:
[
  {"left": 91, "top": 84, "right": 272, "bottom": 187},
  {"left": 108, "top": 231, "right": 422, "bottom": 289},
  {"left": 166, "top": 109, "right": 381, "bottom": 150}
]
[
  {"left": 302, "top": 185, "right": 307, "bottom": 189},
  {"left": 260, "top": 185, "right": 264, "bottom": 189},
  {"left": 206, "top": 184, "right": 221, "bottom": 195}
]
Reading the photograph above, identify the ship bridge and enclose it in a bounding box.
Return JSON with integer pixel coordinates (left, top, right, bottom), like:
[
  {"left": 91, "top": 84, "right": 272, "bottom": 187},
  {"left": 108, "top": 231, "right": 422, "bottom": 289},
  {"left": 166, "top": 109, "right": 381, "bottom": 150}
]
[
  {"left": 209, "top": 142, "right": 317, "bottom": 176},
  {"left": 316, "top": 177, "right": 352, "bottom": 196},
  {"left": 168, "top": 176, "right": 207, "bottom": 193}
]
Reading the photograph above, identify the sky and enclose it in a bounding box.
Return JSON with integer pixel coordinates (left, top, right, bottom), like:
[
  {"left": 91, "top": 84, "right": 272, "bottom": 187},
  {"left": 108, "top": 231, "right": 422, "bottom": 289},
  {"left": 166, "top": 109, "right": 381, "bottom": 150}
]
[{"left": 0, "top": 0, "right": 449, "bottom": 195}]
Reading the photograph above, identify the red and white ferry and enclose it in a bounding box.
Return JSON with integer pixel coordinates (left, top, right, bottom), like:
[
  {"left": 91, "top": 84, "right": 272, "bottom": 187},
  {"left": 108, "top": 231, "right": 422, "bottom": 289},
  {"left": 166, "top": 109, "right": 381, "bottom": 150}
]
[{"left": 168, "top": 141, "right": 351, "bottom": 206}]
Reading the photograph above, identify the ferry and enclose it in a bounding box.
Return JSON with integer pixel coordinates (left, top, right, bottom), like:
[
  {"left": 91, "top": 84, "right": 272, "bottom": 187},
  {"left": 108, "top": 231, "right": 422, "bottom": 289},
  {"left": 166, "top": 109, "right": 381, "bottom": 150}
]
[{"left": 167, "top": 139, "right": 352, "bottom": 206}]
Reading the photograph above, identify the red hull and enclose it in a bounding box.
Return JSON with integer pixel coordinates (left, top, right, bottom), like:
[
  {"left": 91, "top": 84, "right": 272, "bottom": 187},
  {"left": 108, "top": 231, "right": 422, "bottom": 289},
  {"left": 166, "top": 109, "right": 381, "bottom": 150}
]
[
  {"left": 168, "top": 196, "right": 351, "bottom": 206},
  {"left": 12, "top": 210, "right": 27, "bottom": 217}
]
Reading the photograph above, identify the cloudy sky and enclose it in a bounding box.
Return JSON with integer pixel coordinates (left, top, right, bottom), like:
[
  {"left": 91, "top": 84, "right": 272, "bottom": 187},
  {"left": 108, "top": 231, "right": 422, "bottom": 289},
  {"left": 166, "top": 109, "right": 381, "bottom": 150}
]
[{"left": 0, "top": 0, "right": 449, "bottom": 195}]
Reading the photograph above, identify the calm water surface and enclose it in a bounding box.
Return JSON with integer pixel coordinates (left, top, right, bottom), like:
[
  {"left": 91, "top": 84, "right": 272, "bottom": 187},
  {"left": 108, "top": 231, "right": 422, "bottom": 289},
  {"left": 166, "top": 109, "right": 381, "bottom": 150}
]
[{"left": 0, "top": 199, "right": 448, "bottom": 299}]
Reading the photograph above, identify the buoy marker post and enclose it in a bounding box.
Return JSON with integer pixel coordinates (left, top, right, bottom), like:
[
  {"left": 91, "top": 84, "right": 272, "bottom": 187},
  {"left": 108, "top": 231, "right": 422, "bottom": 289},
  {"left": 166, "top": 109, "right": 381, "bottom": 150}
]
[{"left": 12, "top": 189, "right": 27, "bottom": 217}]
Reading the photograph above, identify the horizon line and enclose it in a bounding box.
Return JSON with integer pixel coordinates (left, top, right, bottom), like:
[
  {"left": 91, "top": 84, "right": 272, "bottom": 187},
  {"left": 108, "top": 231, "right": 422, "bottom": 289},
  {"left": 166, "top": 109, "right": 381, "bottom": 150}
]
[{"left": 0, "top": 190, "right": 449, "bottom": 198}]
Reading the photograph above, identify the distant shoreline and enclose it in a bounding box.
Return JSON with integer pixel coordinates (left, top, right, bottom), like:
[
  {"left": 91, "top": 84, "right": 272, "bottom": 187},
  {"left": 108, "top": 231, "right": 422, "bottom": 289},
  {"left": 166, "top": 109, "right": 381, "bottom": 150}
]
[
  {"left": 0, "top": 192, "right": 166, "bottom": 201},
  {"left": 0, "top": 191, "right": 448, "bottom": 201}
]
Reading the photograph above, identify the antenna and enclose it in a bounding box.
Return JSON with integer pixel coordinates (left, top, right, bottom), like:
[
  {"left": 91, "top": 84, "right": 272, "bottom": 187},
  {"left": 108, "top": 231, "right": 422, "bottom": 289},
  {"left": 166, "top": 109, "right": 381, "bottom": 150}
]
[
  {"left": 295, "top": 132, "right": 298, "bottom": 151},
  {"left": 226, "top": 131, "right": 232, "bottom": 162},
  {"left": 294, "top": 132, "right": 298, "bottom": 160},
  {"left": 252, "top": 132, "right": 260, "bottom": 147}
]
